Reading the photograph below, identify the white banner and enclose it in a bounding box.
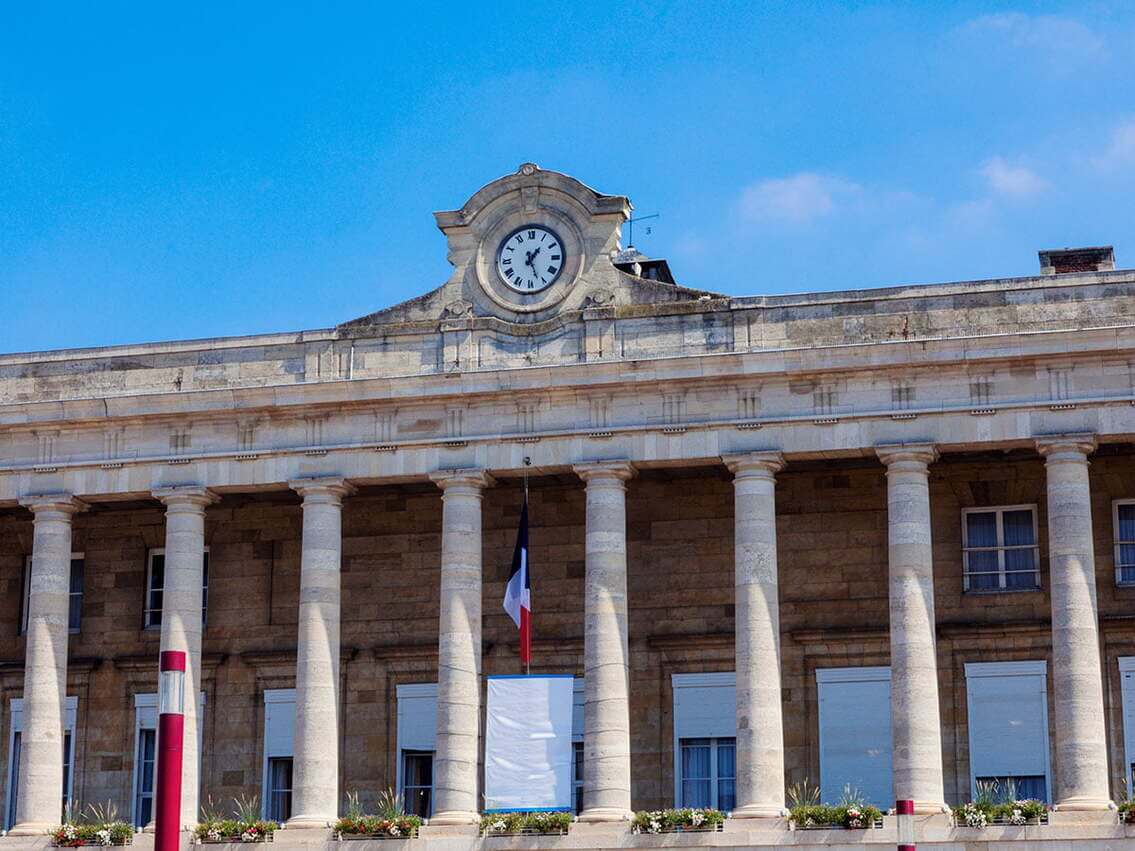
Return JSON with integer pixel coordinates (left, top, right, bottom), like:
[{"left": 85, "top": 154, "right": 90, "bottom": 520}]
[{"left": 484, "top": 675, "right": 574, "bottom": 812}]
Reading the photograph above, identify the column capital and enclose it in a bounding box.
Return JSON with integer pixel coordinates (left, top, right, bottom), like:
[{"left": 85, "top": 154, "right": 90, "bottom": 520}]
[
  {"left": 289, "top": 476, "right": 356, "bottom": 503},
  {"left": 429, "top": 468, "right": 495, "bottom": 491},
  {"left": 722, "top": 451, "right": 785, "bottom": 478},
  {"left": 1036, "top": 433, "right": 1097, "bottom": 461},
  {"left": 18, "top": 493, "right": 87, "bottom": 515},
  {"left": 574, "top": 460, "right": 636, "bottom": 483},
  {"left": 876, "top": 443, "right": 938, "bottom": 470},
  {"left": 152, "top": 485, "right": 220, "bottom": 511}
]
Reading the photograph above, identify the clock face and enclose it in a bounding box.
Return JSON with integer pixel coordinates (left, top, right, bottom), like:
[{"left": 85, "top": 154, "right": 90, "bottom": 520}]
[{"left": 496, "top": 225, "right": 564, "bottom": 292}]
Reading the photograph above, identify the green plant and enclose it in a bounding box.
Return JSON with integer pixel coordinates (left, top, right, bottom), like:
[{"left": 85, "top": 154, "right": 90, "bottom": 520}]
[
  {"left": 200, "top": 795, "right": 226, "bottom": 824},
  {"left": 788, "top": 803, "right": 883, "bottom": 829},
  {"left": 375, "top": 788, "right": 405, "bottom": 820},
  {"left": 51, "top": 803, "right": 133, "bottom": 847},
  {"left": 333, "top": 813, "right": 423, "bottom": 838},
  {"left": 952, "top": 797, "right": 1047, "bottom": 828},
  {"left": 838, "top": 785, "right": 865, "bottom": 807},
  {"left": 786, "top": 779, "right": 821, "bottom": 809},
  {"left": 630, "top": 808, "right": 725, "bottom": 834},
  {"left": 232, "top": 795, "right": 261, "bottom": 824},
  {"left": 1119, "top": 800, "right": 1135, "bottom": 825},
  {"left": 480, "top": 812, "right": 573, "bottom": 834},
  {"left": 344, "top": 791, "right": 365, "bottom": 821}
]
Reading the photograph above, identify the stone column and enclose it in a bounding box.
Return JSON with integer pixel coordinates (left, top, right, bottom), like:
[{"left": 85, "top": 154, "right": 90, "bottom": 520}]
[
  {"left": 152, "top": 485, "right": 218, "bottom": 829},
  {"left": 287, "top": 477, "right": 355, "bottom": 828},
  {"left": 876, "top": 445, "right": 947, "bottom": 814},
  {"left": 10, "top": 495, "right": 85, "bottom": 835},
  {"left": 428, "top": 469, "right": 493, "bottom": 825},
  {"left": 573, "top": 461, "right": 636, "bottom": 822},
  {"left": 723, "top": 453, "right": 787, "bottom": 819},
  {"left": 1037, "top": 435, "right": 1112, "bottom": 810}
]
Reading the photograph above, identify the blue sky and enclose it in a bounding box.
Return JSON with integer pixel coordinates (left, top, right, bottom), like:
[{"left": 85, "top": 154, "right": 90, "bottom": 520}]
[{"left": 2, "top": 1, "right": 1134, "bottom": 353}]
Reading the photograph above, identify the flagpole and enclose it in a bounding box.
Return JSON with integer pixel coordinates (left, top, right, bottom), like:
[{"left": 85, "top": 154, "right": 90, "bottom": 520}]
[{"left": 523, "top": 457, "right": 531, "bottom": 677}]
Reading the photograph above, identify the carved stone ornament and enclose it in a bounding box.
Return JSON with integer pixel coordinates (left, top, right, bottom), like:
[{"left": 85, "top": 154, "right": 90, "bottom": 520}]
[
  {"left": 584, "top": 289, "right": 615, "bottom": 307},
  {"left": 518, "top": 162, "right": 539, "bottom": 176},
  {"left": 441, "top": 299, "right": 474, "bottom": 319}
]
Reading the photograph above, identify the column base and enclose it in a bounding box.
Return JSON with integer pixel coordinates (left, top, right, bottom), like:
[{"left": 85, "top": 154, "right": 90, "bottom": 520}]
[
  {"left": 1053, "top": 796, "right": 1117, "bottom": 812},
  {"left": 730, "top": 804, "right": 789, "bottom": 819},
  {"left": 577, "top": 807, "right": 632, "bottom": 823},
  {"left": 909, "top": 800, "right": 951, "bottom": 815},
  {"left": 285, "top": 816, "right": 334, "bottom": 830},
  {"left": 8, "top": 821, "right": 59, "bottom": 836},
  {"left": 428, "top": 810, "right": 480, "bottom": 826}
]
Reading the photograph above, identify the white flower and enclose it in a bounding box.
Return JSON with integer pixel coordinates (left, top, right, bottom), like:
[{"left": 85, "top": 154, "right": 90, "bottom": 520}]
[
  {"left": 206, "top": 828, "right": 222, "bottom": 842},
  {"left": 690, "top": 810, "right": 705, "bottom": 826},
  {"left": 63, "top": 825, "right": 78, "bottom": 840},
  {"left": 648, "top": 819, "right": 662, "bottom": 834},
  {"left": 491, "top": 820, "right": 506, "bottom": 832},
  {"left": 388, "top": 825, "right": 401, "bottom": 837},
  {"left": 962, "top": 803, "right": 988, "bottom": 828},
  {"left": 240, "top": 829, "right": 260, "bottom": 842},
  {"left": 96, "top": 828, "right": 112, "bottom": 846}
]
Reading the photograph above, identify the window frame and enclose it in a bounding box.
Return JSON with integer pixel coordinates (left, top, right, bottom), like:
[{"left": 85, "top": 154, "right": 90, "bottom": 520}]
[
  {"left": 395, "top": 683, "right": 437, "bottom": 818},
  {"left": 144, "top": 548, "right": 209, "bottom": 630},
  {"left": 961, "top": 505, "right": 1041, "bottom": 592},
  {"left": 261, "top": 689, "right": 295, "bottom": 822},
  {"left": 963, "top": 660, "right": 1052, "bottom": 804},
  {"left": 5, "top": 696, "right": 78, "bottom": 830},
  {"left": 400, "top": 749, "right": 434, "bottom": 819},
  {"left": 1113, "top": 500, "right": 1135, "bottom": 586},
  {"left": 20, "top": 553, "right": 84, "bottom": 635},
  {"left": 677, "top": 736, "right": 736, "bottom": 811},
  {"left": 265, "top": 757, "right": 293, "bottom": 824}
]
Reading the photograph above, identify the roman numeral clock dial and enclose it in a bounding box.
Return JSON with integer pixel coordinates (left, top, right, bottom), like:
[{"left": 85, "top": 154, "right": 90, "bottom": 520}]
[{"left": 496, "top": 225, "right": 564, "bottom": 293}]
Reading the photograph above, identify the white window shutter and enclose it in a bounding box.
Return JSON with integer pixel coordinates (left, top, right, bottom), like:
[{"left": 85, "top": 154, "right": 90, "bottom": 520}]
[
  {"left": 263, "top": 689, "right": 295, "bottom": 759},
  {"left": 964, "top": 661, "right": 1050, "bottom": 799},
  {"left": 816, "top": 667, "right": 892, "bottom": 807},
  {"left": 396, "top": 684, "right": 437, "bottom": 752}
]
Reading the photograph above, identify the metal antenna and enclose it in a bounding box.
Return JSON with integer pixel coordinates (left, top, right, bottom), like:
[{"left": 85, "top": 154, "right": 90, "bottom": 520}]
[{"left": 626, "top": 213, "right": 659, "bottom": 248}]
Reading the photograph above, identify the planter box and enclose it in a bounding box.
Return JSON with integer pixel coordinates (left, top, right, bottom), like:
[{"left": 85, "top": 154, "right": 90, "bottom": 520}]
[
  {"left": 482, "top": 827, "right": 569, "bottom": 837},
  {"left": 336, "top": 829, "right": 419, "bottom": 841},
  {"left": 53, "top": 841, "right": 132, "bottom": 848},
  {"left": 635, "top": 824, "right": 724, "bottom": 835},
  {"left": 196, "top": 835, "right": 274, "bottom": 844},
  {"left": 792, "top": 818, "right": 884, "bottom": 830}
]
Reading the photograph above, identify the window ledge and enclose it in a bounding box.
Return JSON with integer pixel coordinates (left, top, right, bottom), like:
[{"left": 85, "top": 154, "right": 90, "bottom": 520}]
[{"left": 963, "top": 587, "right": 1044, "bottom": 596}]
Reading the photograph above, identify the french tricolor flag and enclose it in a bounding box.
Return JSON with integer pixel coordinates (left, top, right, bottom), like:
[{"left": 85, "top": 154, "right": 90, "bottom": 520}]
[{"left": 502, "top": 497, "right": 532, "bottom": 666}]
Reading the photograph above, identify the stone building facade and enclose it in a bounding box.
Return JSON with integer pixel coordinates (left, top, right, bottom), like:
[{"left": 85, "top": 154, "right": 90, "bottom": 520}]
[{"left": 2, "top": 164, "right": 1135, "bottom": 847}]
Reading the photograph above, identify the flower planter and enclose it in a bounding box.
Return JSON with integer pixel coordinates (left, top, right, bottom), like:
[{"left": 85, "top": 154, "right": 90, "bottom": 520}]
[
  {"left": 481, "top": 827, "right": 569, "bottom": 837},
  {"left": 196, "top": 836, "right": 274, "bottom": 845},
  {"left": 52, "top": 825, "right": 135, "bottom": 847},
  {"left": 638, "top": 824, "right": 722, "bottom": 835},
  {"left": 792, "top": 818, "right": 884, "bottom": 830},
  {"left": 336, "top": 828, "right": 420, "bottom": 841}
]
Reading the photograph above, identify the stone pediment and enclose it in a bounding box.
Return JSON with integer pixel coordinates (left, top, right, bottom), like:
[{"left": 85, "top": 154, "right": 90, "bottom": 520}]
[{"left": 338, "top": 163, "right": 720, "bottom": 335}]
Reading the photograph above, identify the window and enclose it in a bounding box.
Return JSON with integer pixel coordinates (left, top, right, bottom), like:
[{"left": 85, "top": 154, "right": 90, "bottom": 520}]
[
  {"left": 571, "top": 679, "right": 584, "bottom": 814},
  {"left": 396, "top": 684, "right": 437, "bottom": 818},
  {"left": 671, "top": 673, "right": 736, "bottom": 811},
  {"left": 572, "top": 742, "right": 584, "bottom": 815},
  {"left": 1114, "top": 502, "right": 1135, "bottom": 585},
  {"left": 964, "top": 661, "right": 1051, "bottom": 803},
  {"left": 962, "top": 506, "right": 1040, "bottom": 591},
  {"left": 816, "top": 667, "right": 892, "bottom": 807},
  {"left": 266, "top": 758, "right": 293, "bottom": 823},
  {"left": 21, "top": 555, "right": 84, "bottom": 634},
  {"left": 145, "top": 549, "right": 209, "bottom": 629},
  {"left": 5, "top": 697, "right": 77, "bottom": 830},
  {"left": 1118, "top": 658, "right": 1135, "bottom": 797},
  {"left": 133, "top": 730, "right": 156, "bottom": 827},
  {"left": 262, "top": 689, "right": 295, "bottom": 822},
  {"left": 679, "top": 737, "right": 736, "bottom": 810},
  {"left": 402, "top": 751, "right": 433, "bottom": 818}
]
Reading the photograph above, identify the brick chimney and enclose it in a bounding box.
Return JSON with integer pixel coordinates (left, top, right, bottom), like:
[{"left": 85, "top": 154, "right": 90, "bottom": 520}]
[{"left": 1038, "top": 246, "right": 1116, "bottom": 275}]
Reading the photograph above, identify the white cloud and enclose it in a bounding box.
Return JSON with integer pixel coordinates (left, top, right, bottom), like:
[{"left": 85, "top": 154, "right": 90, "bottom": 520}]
[
  {"left": 1092, "top": 118, "right": 1135, "bottom": 171},
  {"left": 736, "top": 173, "right": 861, "bottom": 225},
  {"left": 963, "top": 12, "right": 1107, "bottom": 60},
  {"left": 980, "top": 157, "right": 1048, "bottom": 197}
]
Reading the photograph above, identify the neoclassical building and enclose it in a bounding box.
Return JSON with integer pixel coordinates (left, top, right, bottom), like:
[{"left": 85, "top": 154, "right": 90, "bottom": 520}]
[{"left": 2, "top": 164, "right": 1135, "bottom": 848}]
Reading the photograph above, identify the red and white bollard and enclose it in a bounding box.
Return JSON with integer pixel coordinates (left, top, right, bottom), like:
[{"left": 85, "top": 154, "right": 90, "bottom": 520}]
[
  {"left": 896, "top": 799, "right": 915, "bottom": 851},
  {"left": 155, "top": 651, "right": 187, "bottom": 851}
]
